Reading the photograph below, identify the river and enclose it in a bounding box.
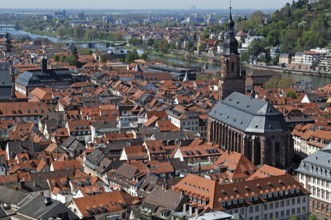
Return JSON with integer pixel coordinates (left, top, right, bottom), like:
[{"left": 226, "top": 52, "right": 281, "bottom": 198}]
[
  {"left": 3, "top": 28, "right": 331, "bottom": 88},
  {"left": 149, "top": 55, "right": 331, "bottom": 88},
  {"left": 1, "top": 28, "right": 72, "bottom": 43}
]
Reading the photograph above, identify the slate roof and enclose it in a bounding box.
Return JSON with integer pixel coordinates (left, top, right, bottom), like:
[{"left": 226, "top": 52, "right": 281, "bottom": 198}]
[
  {"left": 139, "top": 173, "right": 158, "bottom": 193},
  {"left": 152, "top": 131, "right": 197, "bottom": 141},
  {"left": 0, "top": 206, "right": 8, "bottom": 218},
  {"left": 17, "top": 194, "right": 78, "bottom": 219},
  {"left": 86, "top": 148, "right": 105, "bottom": 164},
  {"left": 209, "top": 92, "right": 289, "bottom": 133},
  {"left": 0, "top": 62, "right": 11, "bottom": 86},
  {"left": 0, "top": 186, "right": 27, "bottom": 204},
  {"left": 143, "top": 186, "right": 187, "bottom": 211},
  {"left": 7, "top": 141, "right": 46, "bottom": 159},
  {"left": 296, "top": 143, "right": 331, "bottom": 180},
  {"left": 61, "top": 136, "right": 85, "bottom": 152},
  {"left": 0, "top": 62, "right": 12, "bottom": 99},
  {"left": 16, "top": 69, "right": 73, "bottom": 87}
]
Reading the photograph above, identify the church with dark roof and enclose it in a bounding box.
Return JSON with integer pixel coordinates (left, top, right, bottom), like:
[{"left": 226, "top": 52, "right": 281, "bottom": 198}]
[{"left": 207, "top": 8, "right": 293, "bottom": 169}]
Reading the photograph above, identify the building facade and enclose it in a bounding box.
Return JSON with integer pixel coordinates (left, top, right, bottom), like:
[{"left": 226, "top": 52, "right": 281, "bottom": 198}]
[
  {"left": 296, "top": 144, "right": 331, "bottom": 218},
  {"left": 208, "top": 92, "right": 292, "bottom": 168}
]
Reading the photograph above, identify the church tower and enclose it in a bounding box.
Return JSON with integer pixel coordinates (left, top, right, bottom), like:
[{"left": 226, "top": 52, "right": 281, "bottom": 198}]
[{"left": 218, "top": 7, "right": 245, "bottom": 100}]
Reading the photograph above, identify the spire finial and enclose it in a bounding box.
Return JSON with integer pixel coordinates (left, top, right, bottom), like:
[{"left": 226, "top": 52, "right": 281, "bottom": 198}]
[
  {"left": 229, "top": 0, "right": 233, "bottom": 19},
  {"left": 228, "top": 0, "right": 234, "bottom": 29}
]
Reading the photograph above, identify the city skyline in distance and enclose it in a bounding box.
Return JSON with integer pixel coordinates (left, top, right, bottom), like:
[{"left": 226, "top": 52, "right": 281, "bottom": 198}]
[{"left": 2, "top": 0, "right": 293, "bottom": 10}]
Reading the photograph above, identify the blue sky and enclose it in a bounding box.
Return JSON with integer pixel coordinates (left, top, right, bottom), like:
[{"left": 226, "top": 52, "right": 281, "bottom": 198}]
[{"left": 1, "top": 0, "right": 292, "bottom": 9}]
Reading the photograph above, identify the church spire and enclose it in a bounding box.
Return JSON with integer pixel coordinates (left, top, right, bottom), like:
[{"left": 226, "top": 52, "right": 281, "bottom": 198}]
[
  {"left": 218, "top": 5, "right": 245, "bottom": 100},
  {"left": 229, "top": 5, "right": 235, "bottom": 30},
  {"left": 222, "top": 4, "right": 238, "bottom": 55}
]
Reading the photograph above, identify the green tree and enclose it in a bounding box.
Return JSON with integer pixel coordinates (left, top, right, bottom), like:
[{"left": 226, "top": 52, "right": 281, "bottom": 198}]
[
  {"left": 129, "top": 38, "right": 143, "bottom": 46},
  {"left": 53, "top": 54, "right": 60, "bottom": 62},
  {"left": 264, "top": 76, "right": 294, "bottom": 89},
  {"left": 147, "top": 38, "right": 154, "bottom": 47},
  {"left": 140, "top": 53, "right": 148, "bottom": 60},
  {"left": 73, "top": 25, "right": 85, "bottom": 40},
  {"left": 114, "top": 31, "right": 123, "bottom": 41},
  {"left": 99, "top": 55, "right": 106, "bottom": 63},
  {"left": 286, "top": 90, "right": 297, "bottom": 99},
  {"left": 57, "top": 26, "right": 66, "bottom": 39},
  {"left": 71, "top": 46, "right": 78, "bottom": 59},
  {"left": 86, "top": 29, "right": 97, "bottom": 41},
  {"left": 60, "top": 56, "right": 66, "bottom": 63},
  {"left": 288, "top": 216, "right": 298, "bottom": 220},
  {"left": 199, "top": 42, "right": 207, "bottom": 52},
  {"left": 309, "top": 214, "right": 318, "bottom": 220},
  {"left": 125, "top": 50, "right": 139, "bottom": 64},
  {"left": 65, "top": 55, "right": 78, "bottom": 66},
  {"left": 240, "top": 51, "right": 250, "bottom": 63},
  {"left": 158, "top": 39, "right": 169, "bottom": 53}
]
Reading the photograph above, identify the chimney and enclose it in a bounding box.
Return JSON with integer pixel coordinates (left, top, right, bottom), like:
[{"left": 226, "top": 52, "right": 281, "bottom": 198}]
[
  {"left": 44, "top": 197, "right": 52, "bottom": 206},
  {"left": 195, "top": 207, "right": 199, "bottom": 217},
  {"left": 41, "top": 56, "right": 48, "bottom": 73},
  {"left": 189, "top": 205, "right": 192, "bottom": 216},
  {"left": 20, "top": 181, "right": 26, "bottom": 189}
]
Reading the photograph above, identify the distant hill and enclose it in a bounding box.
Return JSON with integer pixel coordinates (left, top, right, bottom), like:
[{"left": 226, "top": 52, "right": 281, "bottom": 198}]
[{"left": 237, "top": 0, "right": 331, "bottom": 53}]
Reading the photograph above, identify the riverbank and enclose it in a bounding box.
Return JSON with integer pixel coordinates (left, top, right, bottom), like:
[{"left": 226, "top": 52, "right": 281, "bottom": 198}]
[
  {"left": 248, "top": 64, "right": 331, "bottom": 88},
  {"left": 149, "top": 52, "right": 220, "bottom": 68},
  {"left": 250, "top": 64, "right": 330, "bottom": 78}
]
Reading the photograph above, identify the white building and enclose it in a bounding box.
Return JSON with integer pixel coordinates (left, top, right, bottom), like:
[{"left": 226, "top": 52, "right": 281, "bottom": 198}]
[
  {"left": 241, "top": 36, "right": 265, "bottom": 49},
  {"left": 296, "top": 143, "right": 331, "bottom": 218}
]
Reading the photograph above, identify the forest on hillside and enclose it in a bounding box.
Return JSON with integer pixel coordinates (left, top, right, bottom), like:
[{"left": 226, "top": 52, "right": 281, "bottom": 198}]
[{"left": 236, "top": 0, "right": 331, "bottom": 53}]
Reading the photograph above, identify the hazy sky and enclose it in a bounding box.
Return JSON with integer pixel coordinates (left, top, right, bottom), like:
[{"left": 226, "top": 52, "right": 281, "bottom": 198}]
[{"left": 1, "top": 0, "right": 292, "bottom": 10}]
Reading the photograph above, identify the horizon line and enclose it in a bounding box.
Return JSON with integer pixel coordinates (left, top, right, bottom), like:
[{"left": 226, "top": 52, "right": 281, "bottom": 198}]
[{"left": 0, "top": 7, "right": 279, "bottom": 11}]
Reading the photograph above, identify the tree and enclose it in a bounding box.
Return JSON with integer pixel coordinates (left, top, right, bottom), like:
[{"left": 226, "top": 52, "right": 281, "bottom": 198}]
[
  {"left": 264, "top": 76, "right": 294, "bottom": 89},
  {"left": 240, "top": 51, "right": 250, "bottom": 63},
  {"left": 199, "top": 42, "right": 207, "bottom": 52},
  {"left": 73, "top": 25, "right": 85, "bottom": 40},
  {"left": 57, "top": 26, "right": 66, "bottom": 39},
  {"left": 86, "top": 29, "right": 97, "bottom": 41},
  {"left": 286, "top": 90, "right": 297, "bottom": 99},
  {"left": 288, "top": 216, "right": 298, "bottom": 220},
  {"left": 140, "top": 53, "right": 148, "bottom": 60},
  {"left": 60, "top": 56, "right": 67, "bottom": 63},
  {"left": 125, "top": 50, "right": 139, "bottom": 64},
  {"left": 159, "top": 39, "right": 169, "bottom": 53},
  {"left": 71, "top": 46, "right": 79, "bottom": 61},
  {"left": 129, "top": 38, "right": 143, "bottom": 46},
  {"left": 147, "top": 38, "right": 154, "bottom": 47},
  {"left": 53, "top": 54, "right": 60, "bottom": 62},
  {"left": 114, "top": 31, "right": 123, "bottom": 41},
  {"left": 309, "top": 214, "right": 318, "bottom": 220},
  {"left": 99, "top": 55, "right": 106, "bottom": 63},
  {"left": 65, "top": 55, "right": 78, "bottom": 66}
]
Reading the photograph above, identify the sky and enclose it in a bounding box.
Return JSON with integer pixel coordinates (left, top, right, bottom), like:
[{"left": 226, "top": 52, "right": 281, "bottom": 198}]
[{"left": 1, "top": 0, "right": 292, "bottom": 10}]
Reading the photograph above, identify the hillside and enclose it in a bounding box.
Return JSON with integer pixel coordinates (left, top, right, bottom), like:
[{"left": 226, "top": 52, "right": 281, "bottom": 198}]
[{"left": 237, "top": 0, "right": 331, "bottom": 53}]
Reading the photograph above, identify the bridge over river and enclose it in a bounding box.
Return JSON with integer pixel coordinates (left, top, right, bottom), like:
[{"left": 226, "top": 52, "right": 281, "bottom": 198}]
[
  {"left": 68, "top": 41, "right": 127, "bottom": 49},
  {"left": 0, "top": 24, "right": 23, "bottom": 30}
]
